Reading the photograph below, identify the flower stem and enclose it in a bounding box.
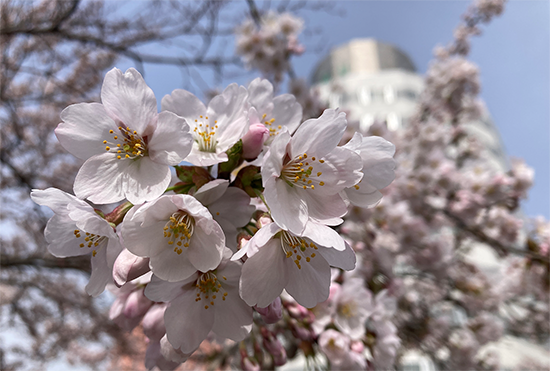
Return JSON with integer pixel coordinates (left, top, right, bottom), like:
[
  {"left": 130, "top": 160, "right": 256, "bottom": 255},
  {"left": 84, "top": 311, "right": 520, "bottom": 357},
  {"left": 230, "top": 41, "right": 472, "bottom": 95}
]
[{"left": 253, "top": 188, "right": 271, "bottom": 214}]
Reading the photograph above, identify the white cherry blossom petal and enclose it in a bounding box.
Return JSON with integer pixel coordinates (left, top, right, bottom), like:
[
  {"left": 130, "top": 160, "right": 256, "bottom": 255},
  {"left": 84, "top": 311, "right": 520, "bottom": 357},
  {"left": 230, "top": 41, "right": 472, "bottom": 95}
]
[
  {"left": 123, "top": 156, "right": 172, "bottom": 205},
  {"left": 262, "top": 131, "right": 290, "bottom": 181},
  {"left": 193, "top": 179, "right": 229, "bottom": 206},
  {"left": 44, "top": 215, "right": 94, "bottom": 258},
  {"left": 85, "top": 237, "right": 116, "bottom": 297},
  {"left": 271, "top": 94, "right": 302, "bottom": 135},
  {"left": 239, "top": 239, "right": 289, "bottom": 308},
  {"left": 144, "top": 274, "right": 197, "bottom": 303},
  {"left": 211, "top": 262, "right": 253, "bottom": 341},
  {"left": 161, "top": 88, "right": 207, "bottom": 120},
  {"left": 56, "top": 103, "right": 116, "bottom": 160},
  {"left": 316, "top": 243, "right": 357, "bottom": 271},
  {"left": 101, "top": 68, "right": 157, "bottom": 133},
  {"left": 206, "top": 83, "right": 249, "bottom": 151},
  {"left": 148, "top": 111, "right": 192, "bottom": 165},
  {"left": 284, "top": 250, "right": 331, "bottom": 308},
  {"left": 247, "top": 78, "right": 274, "bottom": 111},
  {"left": 264, "top": 177, "right": 308, "bottom": 235},
  {"left": 74, "top": 153, "right": 128, "bottom": 204},
  {"left": 150, "top": 247, "right": 198, "bottom": 282},
  {"left": 302, "top": 221, "right": 345, "bottom": 251},
  {"left": 187, "top": 220, "right": 225, "bottom": 273},
  {"left": 290, "top": 109, "right": 347, "bottom": 159},
  {"left": 165, "top": 289, "right": 215, "bottom": 353}
]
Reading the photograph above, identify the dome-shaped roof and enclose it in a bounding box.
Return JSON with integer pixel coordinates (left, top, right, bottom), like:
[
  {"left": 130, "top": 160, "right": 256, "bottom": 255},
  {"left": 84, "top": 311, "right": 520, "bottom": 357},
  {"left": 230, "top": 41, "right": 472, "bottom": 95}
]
[{"left": 311, "top": 38, "right": 416, "bottom": 84}]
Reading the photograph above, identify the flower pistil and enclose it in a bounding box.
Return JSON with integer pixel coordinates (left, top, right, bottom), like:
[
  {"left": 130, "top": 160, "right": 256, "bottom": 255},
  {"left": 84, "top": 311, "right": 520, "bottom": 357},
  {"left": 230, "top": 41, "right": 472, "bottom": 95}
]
[
  {"left": 163, "top": 211, "right": 195, "bottom": 255},
  {"left": 194, "top": 271, "right": 228, "bottom": 309},
  {"left": 103, "top": 126, "right": 148, "bottom": 160},
  {"left": 280, "top": 230, "right": 317, "bottom": 269},
  {"left": 280, "top": 152, "right": 325, "bottom": 190}
]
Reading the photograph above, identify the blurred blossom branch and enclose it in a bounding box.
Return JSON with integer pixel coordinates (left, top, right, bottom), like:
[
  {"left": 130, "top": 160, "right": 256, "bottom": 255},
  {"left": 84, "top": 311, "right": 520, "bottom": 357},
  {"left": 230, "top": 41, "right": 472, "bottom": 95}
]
[{"left": 1, "top": 0, "right": 549, "bottom": 370}]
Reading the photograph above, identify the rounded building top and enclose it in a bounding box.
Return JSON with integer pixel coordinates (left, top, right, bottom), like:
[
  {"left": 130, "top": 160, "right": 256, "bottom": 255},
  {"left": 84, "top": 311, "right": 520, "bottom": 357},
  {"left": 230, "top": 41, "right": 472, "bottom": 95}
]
[{"left": 311, "top": 38, "right": 416, "bottom": 84}]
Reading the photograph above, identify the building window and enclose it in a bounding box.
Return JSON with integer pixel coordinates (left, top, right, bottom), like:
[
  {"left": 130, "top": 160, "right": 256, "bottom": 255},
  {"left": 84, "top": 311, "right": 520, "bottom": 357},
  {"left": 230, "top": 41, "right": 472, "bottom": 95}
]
[
  {"left": 360, "top": 113, "right": 374, "bottom": 132},
  {"left": 383, "top": 85, "right": 395, "bottom": 104},
  {"left": 358, "top": 86, "right": 371, "bottom": 105},
  {"left": 386, "top": 112, "right": 400, "bottom": 131},
  {"left": 398, "top": 88, "right": 418, "bottom": 101},
  {"left": 371, "top": 88, "right": 383, "bottom": 101}
]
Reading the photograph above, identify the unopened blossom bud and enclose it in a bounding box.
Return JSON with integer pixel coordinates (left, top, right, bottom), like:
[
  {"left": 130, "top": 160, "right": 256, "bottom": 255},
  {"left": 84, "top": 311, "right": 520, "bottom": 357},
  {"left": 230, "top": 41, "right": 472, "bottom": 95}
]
[
  {"left": 105, "top": 201, "right": 133, "bottom": 225},
  {"left": 123, "top": 288, "right": 153, "bottom": 319},
  {"left": 240, "top": 349, "right": 261, "bottom": 371},
  {"left": 350, "top": 340, "right": 364, "bottom": 354},
  {"left": 256, "top": 213, "right": 272, "bottom": 229},
  {"left": 142, "top": 304, "right": 167, "bottom": 341},
  {"left": 242, "top": 123, "right": 269, "bottom": 160},
  {"left": 272, "top": 350, "right": 287, "bottom": 366},
  {"left": 286, "top": 302, "right": 309, "bottom": 320},
  {"left": 261, "top": 328, "right": 288, "bottom": 366},
  {"left": 255, "top": 297, "right": 283, "bottom": 324},
  {"left": 242, "top": 357, "right": 261, "bottom": 371},
  {"left": 289, "top": 318, "right": 313, "bottom": 341},
  {"left": 113, "top": 248, "right": 151, "bottom": 287}
]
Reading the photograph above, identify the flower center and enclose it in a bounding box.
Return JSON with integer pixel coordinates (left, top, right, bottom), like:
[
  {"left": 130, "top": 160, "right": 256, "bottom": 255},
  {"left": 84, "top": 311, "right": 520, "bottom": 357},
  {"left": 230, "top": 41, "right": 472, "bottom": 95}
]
[
  {"left": 73, "top": 229, "right": 107, "bottom": 257},
  {"left": 338, "top": 301, "right": 358, "bottom": 318},
  {"left": 280, "top": 152, "right": 326, "bottom": 190},
  {"left": 163, "top": 211, "right": 195, "bottom": 255},
  {"left": 279, "top": 230, "right": 318, "bottom": 269},
  {"left": 103, "top": 126, "right": 147, "bottom": 160},
  {"left": 261, "top": 113, "right": 282, "bottom": 138},
  {"left": 194, "top": 271, "right": 228, "bottom": 310},
  {"left": 193, "top": 115, "right": 218, "bottom": 152}
]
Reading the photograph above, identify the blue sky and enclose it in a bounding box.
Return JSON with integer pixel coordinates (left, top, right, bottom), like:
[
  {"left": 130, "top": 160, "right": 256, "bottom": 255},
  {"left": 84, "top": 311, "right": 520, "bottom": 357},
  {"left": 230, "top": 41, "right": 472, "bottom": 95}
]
[
  {"left": 292, "top": 1, "right": 550, "bottom": 219},
  {"left": 133, "top": 0, "right": 549, "bottom": 219}
]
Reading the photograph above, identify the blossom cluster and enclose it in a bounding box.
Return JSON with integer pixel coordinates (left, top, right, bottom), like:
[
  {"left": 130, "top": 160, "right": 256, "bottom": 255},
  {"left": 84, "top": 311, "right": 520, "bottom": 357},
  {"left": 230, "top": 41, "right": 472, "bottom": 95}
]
[
  {"left": 235, "top": 11, "right": 304, "bottom": 83},
  {"left": 31, "top": 67, "right": 396, "bottom": 368}
]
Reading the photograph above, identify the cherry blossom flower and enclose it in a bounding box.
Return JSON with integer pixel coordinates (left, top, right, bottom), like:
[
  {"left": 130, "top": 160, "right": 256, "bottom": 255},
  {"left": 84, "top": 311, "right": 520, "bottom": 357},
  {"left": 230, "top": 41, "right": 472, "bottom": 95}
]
[
  {"left": 56, "top": 68, "right": 193, "bottom": 204},
  {"left": 233, "top": 221, "right": 356, "bottom": 308},
  {"left": 192, "top": 179, "right": 255, "bottom": 250},
  {"left": 342, "top": 133, "right": 396, "bottom": 208},
  {"left": 318, "top": 329, "right": 366, "bottom": 370},
  {"left": 144, "top": 251, "right": 253, "bottom": 354},
  {"left": 121, "top": 195, "right": 225, "bottom": 282},
  {"left": 109, "top": 274, "right": 153, "bottom": 331},
  {"left": 235, "top": 12, "right": 304, "bottom": 81},
  {"left": 161, "top": 84, "right": 249, "bottom": 166},
  {"left": 331, "top": 277, "right": 373, "bottom": 339},
  {"left": 30, "top": 188, "right": 122, "bottom": 296},
  {"left": 247, "top": 78, "right": 302, "bottom": 144},
  {"left": 261, "top": 109, "right": 363, "bottom": 235}
]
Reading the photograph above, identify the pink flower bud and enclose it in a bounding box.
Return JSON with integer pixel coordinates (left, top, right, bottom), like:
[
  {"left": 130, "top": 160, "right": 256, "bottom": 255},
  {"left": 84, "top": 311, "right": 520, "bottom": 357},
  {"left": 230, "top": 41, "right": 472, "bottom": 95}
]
[
  {"left": 242, "top": 123, "right": 269, "bottom": 160},
  {"left": 241, "top": 356, "right": 261, "bottom": 371},
  {"left": 142, "top": 304, "right": 167, "bottom": 341},
  {"left": 113, "top": 248, "right": 151, "bottom": 287},
  {"left": 272, "top": 348, "right": 287, "bottom": 366},
  {"left": 289, "top": 318, "right": 313, "bottom": 341},
  {"left": 286, "top": 302, "right": 309, "bottom": 319},
  {"left": 255, "top": 297, "right": 282, "bottom": 324},
  {"left": 350, "top": 340, "right": 364, "bottom": 353},
  {"left": 261, "top": 328, "right": 287, "bottom": 366},
  {"left": 123, "top": 288, "right": 152, "bottom": 320}
]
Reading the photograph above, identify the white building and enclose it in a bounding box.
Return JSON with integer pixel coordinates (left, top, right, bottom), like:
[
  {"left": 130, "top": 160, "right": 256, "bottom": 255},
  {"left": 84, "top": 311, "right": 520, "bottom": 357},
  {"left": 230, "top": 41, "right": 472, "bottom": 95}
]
[
  {"left": 311, "top": 38, "right": 507, "bottom": 171},
  {"left": 309, "top": 38, "right": 548, "bottom": 370}
]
